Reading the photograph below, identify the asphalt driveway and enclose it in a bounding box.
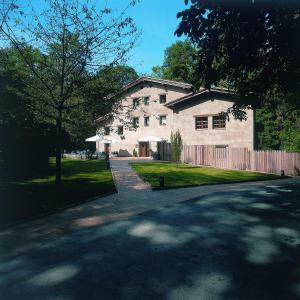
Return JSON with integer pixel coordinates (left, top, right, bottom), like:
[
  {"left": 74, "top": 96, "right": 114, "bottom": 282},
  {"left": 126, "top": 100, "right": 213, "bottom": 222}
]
[{"left": 1, "top": 178, "right": 300, "bottom": 299}]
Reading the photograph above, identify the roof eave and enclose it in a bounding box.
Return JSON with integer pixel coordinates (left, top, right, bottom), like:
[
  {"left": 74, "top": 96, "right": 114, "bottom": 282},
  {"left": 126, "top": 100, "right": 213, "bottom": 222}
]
[{"left": 165, "top": 88, "right": 234, "bottom": 109}]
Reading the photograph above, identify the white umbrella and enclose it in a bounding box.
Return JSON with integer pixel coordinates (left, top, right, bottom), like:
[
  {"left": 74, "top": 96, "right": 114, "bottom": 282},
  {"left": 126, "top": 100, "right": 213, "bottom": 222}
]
[
  {"left": 85, "top": 135, "right": 101, "bottom": 142},
  {"left": 138, "top": 136, "right": 163, "bottom": 142},
  {"left": 99, "top": 137, "right": 120, "bottom": 144}
]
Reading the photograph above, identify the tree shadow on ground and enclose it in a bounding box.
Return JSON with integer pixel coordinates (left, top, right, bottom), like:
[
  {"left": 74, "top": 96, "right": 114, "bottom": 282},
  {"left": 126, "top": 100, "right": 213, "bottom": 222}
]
[
  {"left": 0, "top": 158, "right": 116, "bottom": 226},
  {"left": 1, "top": 182, "right": 300, "bottom": 299}
]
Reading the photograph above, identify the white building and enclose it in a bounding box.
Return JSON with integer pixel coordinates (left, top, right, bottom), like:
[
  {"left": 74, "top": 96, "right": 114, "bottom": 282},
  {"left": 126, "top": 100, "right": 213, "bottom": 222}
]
[{"left": 95, "top": 77, "right": 254, "bottom": 157}]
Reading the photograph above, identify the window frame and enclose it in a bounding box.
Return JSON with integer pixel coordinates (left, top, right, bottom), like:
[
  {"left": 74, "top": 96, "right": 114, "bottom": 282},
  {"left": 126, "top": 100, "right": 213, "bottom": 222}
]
[
  {"left": 104, "top": 126, "right": 110, "bottom": 135},
  {"left": 159, "top": 115, "right": 167, "bottom": 126},
  {"left": 133, "top": 117, "right": 139, "bottom": 128},
  {"left": 159, "top": 94, "right": 167, "bottom": 104},
  {"left": 212, "top": 115, "right": 226, "bottom": 129},
  {"left": 133, "top": 97, "right": 140, "bottom": 108},
  {"left": 144, "top": 116, "right": 150, "bottom": 127},
  {"left": 143, "top": 96, "right": 150, "bottom": 106},
  {"left": 117, "top": 125, "right": 123, "bottom": 135},
  {"left": 195, "top": 116, "right": 208, "bottom": 130}
]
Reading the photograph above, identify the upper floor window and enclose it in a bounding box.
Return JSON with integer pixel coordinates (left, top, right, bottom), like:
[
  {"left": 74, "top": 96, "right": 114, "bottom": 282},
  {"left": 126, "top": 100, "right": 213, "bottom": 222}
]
[
  {"left": 133, "top": 98, "right": 140, "bottom": 108},
  {"left": 133, "top": 117, "right": 139, "bottom": 128},
  {"left": 143, "top": 96, "right": 150, "bottom": 106},
  {"left": 144, "top": 116, "right": 150, "bottom": 127},
  {"left": 195, "top": 116, "right": 208, "bottom": 130},
  {"left": 213, "top": 115, "right": 226, "bottom": 129},
  {"left": 117, "top": 126, "right": 123, "bottom": 135},
  {"left": 104, "top": 126, "right": 110, "bottom": 135},
  {"left": 159, "top": 115, "right": 167, "bottom": 126},
  {"left": 159, "top": 94, "right": 166, "bottom": 104}
]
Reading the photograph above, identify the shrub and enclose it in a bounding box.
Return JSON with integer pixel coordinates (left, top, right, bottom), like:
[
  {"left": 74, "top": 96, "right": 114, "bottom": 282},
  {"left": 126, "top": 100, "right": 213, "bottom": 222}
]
[{"left": 170, "top": 129, "right": 183, "bottom": 166}]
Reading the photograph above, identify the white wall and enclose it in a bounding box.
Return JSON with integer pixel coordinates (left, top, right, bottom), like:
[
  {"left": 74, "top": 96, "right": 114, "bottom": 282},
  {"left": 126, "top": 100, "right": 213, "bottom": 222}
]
[{"left": 96, "top": 85, "right": 254, "bottom": 156}]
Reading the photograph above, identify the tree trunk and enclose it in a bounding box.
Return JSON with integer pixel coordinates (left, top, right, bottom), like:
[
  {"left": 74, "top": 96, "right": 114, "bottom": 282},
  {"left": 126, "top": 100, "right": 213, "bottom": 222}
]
[{"left": 55, "top": 114, "right": 62, "bottom": 187}]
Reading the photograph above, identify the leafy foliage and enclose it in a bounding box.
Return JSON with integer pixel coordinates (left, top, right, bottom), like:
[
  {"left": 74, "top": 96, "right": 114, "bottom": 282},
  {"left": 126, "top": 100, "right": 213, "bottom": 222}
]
[
  {"left": 0, "top": 0, "right": 140, "bottom": 185},
  {"left": 256, "top": 100, "right": 300, "bottom": 152},
  {"left": 152, "top": 40, "right": 197, "bottom": 85},
  {"left": 176, "top": 1, "right": 300, "bottom": 111},
  {"left": 176, "top": 0, "right": 300, "bottom": 151},
  {"left": 170, "top": 130, "right": 183, "bottom": 166},
  {"left": 0, "top": 48, "right": 55, "bottom": 177}
]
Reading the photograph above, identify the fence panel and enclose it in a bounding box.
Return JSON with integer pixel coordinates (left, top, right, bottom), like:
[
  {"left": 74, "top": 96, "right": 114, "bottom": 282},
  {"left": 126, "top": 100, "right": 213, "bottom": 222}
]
[
  {"left": 157, "top": 142, "right": 172, "bottom": 161},
  {"left": 158, "top": 143, "right": 300, "bottom": 176}
]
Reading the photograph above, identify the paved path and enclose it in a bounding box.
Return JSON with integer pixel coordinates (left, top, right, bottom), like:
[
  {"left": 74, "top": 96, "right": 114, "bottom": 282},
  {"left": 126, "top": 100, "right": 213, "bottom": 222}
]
[{"left": 1, "top": 159, "right": 300, "bottom": 299}]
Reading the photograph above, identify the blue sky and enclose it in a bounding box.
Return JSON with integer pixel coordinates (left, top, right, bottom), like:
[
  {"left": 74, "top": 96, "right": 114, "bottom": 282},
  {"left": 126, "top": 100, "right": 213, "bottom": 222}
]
[
  {"left": 29, "top": 0, "right": 189, "bottom": 75},
  {"left": 114, "top": 0, "right": 189, "bottom": 75}
]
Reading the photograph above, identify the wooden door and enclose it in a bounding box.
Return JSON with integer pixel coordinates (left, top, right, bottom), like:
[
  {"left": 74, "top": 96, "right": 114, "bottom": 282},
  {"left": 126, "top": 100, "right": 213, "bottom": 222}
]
[
  {"left": 139, "top": 142, "right": 149, "bottom": 157},
  {"left": 104, "top": 143, "right": 111, "bottom": 155}
]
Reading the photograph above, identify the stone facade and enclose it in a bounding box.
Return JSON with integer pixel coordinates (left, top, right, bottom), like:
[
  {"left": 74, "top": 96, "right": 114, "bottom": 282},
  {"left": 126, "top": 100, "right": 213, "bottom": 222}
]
[{"left": 96, "top": 77, "right": 254, "bottom": 156}]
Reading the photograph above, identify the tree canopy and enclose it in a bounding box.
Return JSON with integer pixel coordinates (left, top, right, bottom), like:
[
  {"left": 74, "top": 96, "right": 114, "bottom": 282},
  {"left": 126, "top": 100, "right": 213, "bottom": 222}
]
[
  {"left": 152, "top": 40, "right": 197, "bottom": 85},
  {"left": 176, "top": 0, "right": 300, "bottom": 110},
  {"left": 0, "top": 0, "right": 139, "bottom": 184}
]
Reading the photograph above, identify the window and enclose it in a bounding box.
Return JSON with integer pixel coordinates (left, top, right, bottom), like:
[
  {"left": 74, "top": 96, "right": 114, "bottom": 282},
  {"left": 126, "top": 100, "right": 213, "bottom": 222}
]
[
  {"left": 159, "top": 94, "right": 166, "bottom": 104},
  {"left": 213, "top": 115, "right": 226, "bottom": 129},
  {"left": 143, "top": 96, "right": 150, "bottom": 106},
  {"left": 195, "top": 116, "right": 208, "bottom": 130},
  {"left": 159, "top": 115, "right": 167, "bottom": 126},
  {"left": 144, "top": 116, "right": 150, "bottom": 127},
  {"left": 133, "top": 117, "right": 139, "bottom": 128},
  {"left": 117, "top": 126, "right": 123, "bottom": 135},
  {"left": 133, "top": 98, "right": 140, "bottom": 108},
  {"left": 104, "top": 127, "right": 110, "bottom": 135}
]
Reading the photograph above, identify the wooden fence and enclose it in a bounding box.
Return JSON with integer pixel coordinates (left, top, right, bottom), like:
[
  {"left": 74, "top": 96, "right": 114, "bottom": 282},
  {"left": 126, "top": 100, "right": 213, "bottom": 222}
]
[
  {"left": 157, "top": 141, "right": 172, "bottom": 161},
  {"left": 157, "top": 142, "right": 300, "bottom": 176}
]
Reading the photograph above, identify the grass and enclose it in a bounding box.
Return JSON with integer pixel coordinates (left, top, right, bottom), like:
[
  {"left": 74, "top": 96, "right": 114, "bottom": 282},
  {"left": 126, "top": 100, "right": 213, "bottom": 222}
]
[
  {"left": 130, "top": 162, "right": 281, "bottom": 189},
  {"left": 0, "top": 158, "right": 115, "bottom": 227}
]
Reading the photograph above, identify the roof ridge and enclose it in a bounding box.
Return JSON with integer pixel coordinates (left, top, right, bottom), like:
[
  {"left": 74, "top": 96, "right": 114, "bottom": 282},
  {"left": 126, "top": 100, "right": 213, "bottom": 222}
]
[
  {"left": 139, "top": 76, "right": 193, "bottom": 86},
  {"left": 165, "top": 87, "right": 234, "bottom": 108},
  {"left": 122, "top": 76, "right": 193, "bottom": 91}
]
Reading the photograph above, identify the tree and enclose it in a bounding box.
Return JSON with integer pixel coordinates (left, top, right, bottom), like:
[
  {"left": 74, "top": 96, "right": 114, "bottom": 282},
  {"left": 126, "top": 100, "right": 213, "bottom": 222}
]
[
  {"left": 256, "top": 100, "right": 300, "bottom": 152},
  {"left": 176, "top": 1, "right": 300, "bottom": 115},
  {"left": 61, "top": 65, "right": 138, "bottom": 151},
  {"left": 152, "top": 40, "right": 197, "bottom": 85},
  {"left": 0, "top": 1, "right": 15, "bottom": 26},
  {"left": 98, "top": 65, "right": 138, "bottom": 89},
  {"left": 0, "top": 48, "right": 55, "bottom": 177},
  {"left": 0, "top": 0, "right": 139, "bottom": 186},
  {"left": 170, "top": 129, "right": 183, "bottom": 167}
]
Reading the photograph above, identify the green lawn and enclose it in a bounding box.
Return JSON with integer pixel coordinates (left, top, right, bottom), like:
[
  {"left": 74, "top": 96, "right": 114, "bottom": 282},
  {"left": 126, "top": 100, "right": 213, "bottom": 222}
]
[
  {"left": 130, "top": 162, "right": 281, "bottom": 189},
  {"left": 0, "top": 159, "right": 115, "bottom": 226}
]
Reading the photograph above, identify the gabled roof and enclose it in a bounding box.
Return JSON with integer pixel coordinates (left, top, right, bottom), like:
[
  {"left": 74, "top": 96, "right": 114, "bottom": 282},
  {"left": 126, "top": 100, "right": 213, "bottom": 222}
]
[
  {"left": 122, "top": 76, "right": 193, "bottom": 92},
  {"left": 165, "top": 87, "right": 234, "bottom": 109},
  {"left": 96, "top": 77, "right": 194, "bottom": 122}
]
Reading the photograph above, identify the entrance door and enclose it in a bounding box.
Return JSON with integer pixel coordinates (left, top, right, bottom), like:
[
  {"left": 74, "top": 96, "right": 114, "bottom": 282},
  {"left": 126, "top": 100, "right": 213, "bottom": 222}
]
[
  {"left": 139, "top": 142, "right": 149, "bottom": 157},
  {"left": 104, "top": 143, "right": 111, "bottom": 155}
]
